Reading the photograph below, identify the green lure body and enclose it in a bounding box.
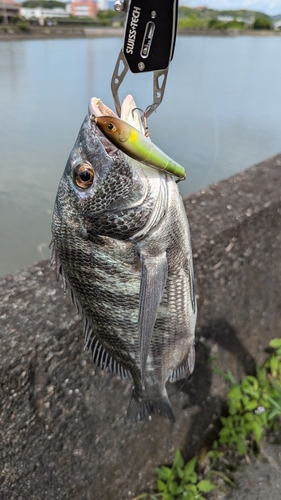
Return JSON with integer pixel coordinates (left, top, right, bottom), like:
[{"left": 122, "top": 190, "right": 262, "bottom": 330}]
[{"left": 95, "top": 115, "right": 186, "bottom": 181}]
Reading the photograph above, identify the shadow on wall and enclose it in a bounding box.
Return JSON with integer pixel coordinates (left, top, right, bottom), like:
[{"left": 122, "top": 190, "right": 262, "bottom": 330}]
[{"left": 175, "top": 319, "right": 256, "bottom": 461}]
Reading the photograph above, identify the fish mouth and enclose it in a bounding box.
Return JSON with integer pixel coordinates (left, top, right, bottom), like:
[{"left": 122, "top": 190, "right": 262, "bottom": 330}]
[{"left": 89, "top": 95, "right": 143, "bottom": 155}]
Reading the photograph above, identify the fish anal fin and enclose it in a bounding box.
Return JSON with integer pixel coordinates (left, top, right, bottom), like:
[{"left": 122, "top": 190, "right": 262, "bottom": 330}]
[
  {"left": 126, "top": 390, "right": 175, "bottom": 423},
  {"left": 138, "top": 250, "right": 168, "bottom": 381},
  {"left": 169, "top": 344, "right": 195, "bottom": 383},
  {"left": 85, "top": 335, "right": 132, "bottom": 380}
]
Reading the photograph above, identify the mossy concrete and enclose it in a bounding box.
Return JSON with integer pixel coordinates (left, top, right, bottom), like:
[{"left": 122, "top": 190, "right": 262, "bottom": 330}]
[{"left": 1, "top": 154, "right": 281, "bottom": 499}]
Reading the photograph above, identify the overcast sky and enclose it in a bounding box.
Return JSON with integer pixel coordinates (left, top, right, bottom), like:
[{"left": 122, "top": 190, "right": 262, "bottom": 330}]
[{"left": 179, "top": 1, "right": 281, "bottom": 16}]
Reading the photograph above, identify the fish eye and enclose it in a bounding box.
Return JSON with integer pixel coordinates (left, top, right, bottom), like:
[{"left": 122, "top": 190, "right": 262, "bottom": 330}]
[
  {"left": 74, "top": 163, "right": 94, "bottom": 189},
  {"left": 107, "top": 122, "right": 116, "bottom": 132}
]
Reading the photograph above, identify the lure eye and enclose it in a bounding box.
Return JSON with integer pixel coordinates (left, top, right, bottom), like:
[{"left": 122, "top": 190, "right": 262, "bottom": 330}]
[
  {"left": 107, "top": 122, "right": 116, "bottom": 132},
  {"left": 74, "top": 163, "right": 94, "bottom": 189}
]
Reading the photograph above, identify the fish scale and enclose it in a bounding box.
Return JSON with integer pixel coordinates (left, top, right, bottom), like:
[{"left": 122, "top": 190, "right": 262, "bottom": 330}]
[{"left": 51, "top": 98, "right": 197, "bottom": 422}]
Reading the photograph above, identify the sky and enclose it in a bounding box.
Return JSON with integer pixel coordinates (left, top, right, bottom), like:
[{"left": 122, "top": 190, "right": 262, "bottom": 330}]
[{"left": 179, "top": 1, "right": 281, "bottom": 16}]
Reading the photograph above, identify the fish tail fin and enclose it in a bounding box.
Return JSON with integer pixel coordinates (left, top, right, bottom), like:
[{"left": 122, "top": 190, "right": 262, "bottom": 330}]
[{"left": 126, "top": 390, "right": 175, "bottom": 423}]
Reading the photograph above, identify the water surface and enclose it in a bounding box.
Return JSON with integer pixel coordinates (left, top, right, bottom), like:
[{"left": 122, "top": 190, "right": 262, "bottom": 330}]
[{"left": 0, "top": 36, "right": 281, "bottom": 276}]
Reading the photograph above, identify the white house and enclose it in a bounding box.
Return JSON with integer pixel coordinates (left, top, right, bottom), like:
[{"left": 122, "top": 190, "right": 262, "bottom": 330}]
[
  {"left": 217, "top": 15, "right": 234, "bottom": 23},
  {"left": 21, "top": 4, "right": 71, "bottom": 20}
]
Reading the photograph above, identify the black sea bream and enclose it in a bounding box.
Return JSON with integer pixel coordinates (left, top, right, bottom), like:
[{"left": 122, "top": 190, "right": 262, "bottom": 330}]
[{"left": 51, "top": 95, "right": 197, "bottom": 422}]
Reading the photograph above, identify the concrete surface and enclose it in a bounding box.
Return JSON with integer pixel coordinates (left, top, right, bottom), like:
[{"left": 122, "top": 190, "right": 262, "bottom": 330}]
[
  {"left": 0, "top": 26, "right": 124, "bottom": 41},
  {"left": 221, "top": 442, "right": 281, "bottom": 500},
  {"left": 1, "top": 154, "right": 281, "bottom": 499},
  {"left": 1, "top": 26, "right": 281, "bottom": 42}
]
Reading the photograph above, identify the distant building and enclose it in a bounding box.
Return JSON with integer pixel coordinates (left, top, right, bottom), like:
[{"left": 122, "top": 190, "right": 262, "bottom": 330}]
[
  {"left": 0, "top": 0, "right": 20, "bottom": 20},
  {"left": 21, "top": 5, "right": 71, "bottom": 20},
  {"left": 71, "top": 0, "right": 98, "bottom": 17},
  {"left": 274, "top": 20, "right": 281, "bottom": 30},
  {"left": 236, "top": 16, "right": 254, "bottom": 26},
  {"left": 217, "top": 15, "right": 234, "bottom": 23},
  {"left": 217, "top": 14, "right": 254, "bottom": 27}
]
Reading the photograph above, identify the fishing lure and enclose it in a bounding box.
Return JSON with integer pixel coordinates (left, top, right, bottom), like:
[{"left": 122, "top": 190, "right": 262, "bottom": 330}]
[{"left": 93, "top": 115, "right": 186, "bottom": 181}]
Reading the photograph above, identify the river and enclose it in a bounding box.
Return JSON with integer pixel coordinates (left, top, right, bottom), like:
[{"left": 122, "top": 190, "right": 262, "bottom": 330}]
[{"left": 0, "top": 35, "right": 281, "bottom": 277}]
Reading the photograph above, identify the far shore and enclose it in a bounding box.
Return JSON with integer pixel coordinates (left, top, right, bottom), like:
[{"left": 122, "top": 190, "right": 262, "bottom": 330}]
[{"left": 1, "top": 25, "right": 281, "bottom": 41}]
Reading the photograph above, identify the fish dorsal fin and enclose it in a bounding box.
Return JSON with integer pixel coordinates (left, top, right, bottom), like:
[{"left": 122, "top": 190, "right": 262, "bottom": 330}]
[
  {"left": 138, "top": 250, "right": 168, "bottom": 383},
  {"left": 51, "top": 248, "right": 132, "bottom": 381}
]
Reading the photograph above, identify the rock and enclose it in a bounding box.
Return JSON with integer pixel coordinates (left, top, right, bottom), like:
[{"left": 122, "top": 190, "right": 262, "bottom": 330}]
[{"left": 1, "top": 154, "right": 281, "bottom": 499}]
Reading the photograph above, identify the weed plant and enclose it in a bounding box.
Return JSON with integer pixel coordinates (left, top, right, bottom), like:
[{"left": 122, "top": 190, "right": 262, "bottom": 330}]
[{"left": 133, "top": 338, "right": 281, "bottom": 500}]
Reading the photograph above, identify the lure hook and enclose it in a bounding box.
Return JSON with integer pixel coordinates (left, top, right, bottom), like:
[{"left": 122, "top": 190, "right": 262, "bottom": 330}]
[{"left": 131, "top": 107, "right": 150, "bottom": 138}]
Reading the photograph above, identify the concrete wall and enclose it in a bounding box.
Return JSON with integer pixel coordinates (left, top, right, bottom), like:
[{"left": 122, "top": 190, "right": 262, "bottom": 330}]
[{"left": 1, "top": 154, "right": 281, "bottom": 499}]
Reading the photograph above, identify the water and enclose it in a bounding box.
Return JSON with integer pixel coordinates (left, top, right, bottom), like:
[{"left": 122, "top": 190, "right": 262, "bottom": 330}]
[{"left": 0, "top": 35, "right": 281, "bottom": 277}]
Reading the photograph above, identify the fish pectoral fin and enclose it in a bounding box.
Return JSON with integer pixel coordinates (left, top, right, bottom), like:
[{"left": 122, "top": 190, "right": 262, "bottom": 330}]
[
  {"left": 188, "top": 262, "right": 196, "bottom": 315},
  {"left": 138, "top": 250, "right": 168, "bottom": 381}
]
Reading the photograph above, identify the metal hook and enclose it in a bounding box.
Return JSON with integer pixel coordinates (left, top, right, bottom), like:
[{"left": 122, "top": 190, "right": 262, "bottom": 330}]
[
  {"left": 131, "top": 107, "right": 143, "bottom": 118},
  {"left": 132, "top": 107, "right": 150, "bottom": 137}
]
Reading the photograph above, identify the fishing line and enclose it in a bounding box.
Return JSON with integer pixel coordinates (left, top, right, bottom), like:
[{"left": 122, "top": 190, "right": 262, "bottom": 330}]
[{"left": 201, "top": 101, "right": 220, "bottom": 189}]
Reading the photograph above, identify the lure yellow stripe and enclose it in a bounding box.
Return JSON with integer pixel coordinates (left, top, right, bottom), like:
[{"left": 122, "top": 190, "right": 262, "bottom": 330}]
[{"left": 95, "top": 116, "right": 186, "bottom": 181}]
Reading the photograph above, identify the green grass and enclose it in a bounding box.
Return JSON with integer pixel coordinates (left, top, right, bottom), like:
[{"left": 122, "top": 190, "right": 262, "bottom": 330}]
[
  {"left": 133, "top": 451, "right": 216, "bottom": 499},
  {"left": 178, "top": 16, "right": 207, "bottom": 30},
  {"left": 177, "top": 7, "right": 274, "bottom": 31},
  {"left": 134, "top": 338, "right": 281, "bottom": 500}
]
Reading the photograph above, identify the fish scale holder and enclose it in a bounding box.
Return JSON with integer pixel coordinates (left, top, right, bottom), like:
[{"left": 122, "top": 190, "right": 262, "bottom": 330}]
[{"left": 112, "top": 0, "right": 179, "bottom": 118}]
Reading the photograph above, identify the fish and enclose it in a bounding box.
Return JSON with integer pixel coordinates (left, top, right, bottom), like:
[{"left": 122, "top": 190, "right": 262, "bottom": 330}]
[
  {"left": 51, "top": 94, "right": 197, "bottom": 423},
  {"left": 93, "top": 115, "right": 186, "bottom": 181}
]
